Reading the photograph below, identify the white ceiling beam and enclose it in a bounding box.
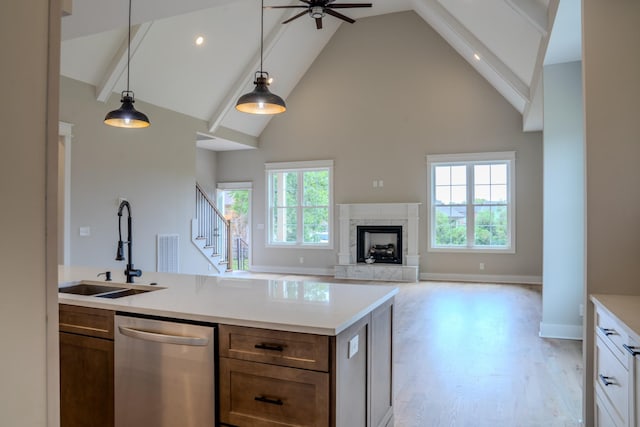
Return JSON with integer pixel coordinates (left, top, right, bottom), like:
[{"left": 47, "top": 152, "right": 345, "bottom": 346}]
[
  {"left": 412, "top": 0, "right": 530, "bottom": 112},
  {"left": 504, "top": 0, "right": 548, "bottom": 36},
  {"left": 95, "top": 22, "right": 153, "bottom": 103},
  {"left": 62, "top": 0, "right": 73, "bottom": 16},
  {"left": 522, "top": 0, "right": 560, "bottom": 131},
  {"left": 207, "top": 7, "right": 298, "bottom": 133}
]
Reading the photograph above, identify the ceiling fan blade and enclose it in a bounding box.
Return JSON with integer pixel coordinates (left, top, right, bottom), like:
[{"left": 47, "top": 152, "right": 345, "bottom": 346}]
[
  {"left": 325, "top": 9, "right": 355, "bottom": 23},
  {"left": 316, "top": 17, "right": 323, "bottom": 29},
  {"left": 265, "top": 5, "right": 308, "bottom": 9},
  {"left": 282, "top": 10, "right": 308, "bottom": 24},
  {"left": 327, "top": 3, "right": 372, "bottom": 8}
]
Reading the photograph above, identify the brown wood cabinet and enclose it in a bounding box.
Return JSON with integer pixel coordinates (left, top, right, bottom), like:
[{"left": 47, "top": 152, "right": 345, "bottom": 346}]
[
  {"left": 59, "top": 304, "right": 115, "bottom": 427},
  {"left": 219, "top": 297, "right": 394, "bottom": 427}
]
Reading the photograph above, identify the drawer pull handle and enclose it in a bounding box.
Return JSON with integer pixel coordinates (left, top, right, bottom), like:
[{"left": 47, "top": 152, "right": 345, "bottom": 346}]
[
  {"left": 599, "top": 374, "right": 615, "bottom": 387},
  {"left": 623, "top": 344, "right": 640, "bottom": 356},
  {"left": 255, "top": 343, "right": 285, "bottom": 352},
  {"left": 255, "top": 395, "right": 284, "bottom": 406},
  {"left": 598, "top": 327, "right": 615, "bottom": 336}
]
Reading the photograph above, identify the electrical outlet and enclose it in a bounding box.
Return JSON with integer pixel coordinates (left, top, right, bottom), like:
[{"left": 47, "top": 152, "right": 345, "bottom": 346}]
[
  {"left": 299, "top": 256, "right": 304, "bottom": 264},
  {"left": 479, "top": 262, "right": 485, "bottom": 270},
  {"left": 373, "top": 180, "right": 378, "bottom": 188},
  {"left": 579, "top": 304, "right": 584, "bottom": 317},
  {"left": 79, "top": 226, "right": 91, "bottom": 237},
  {"left": 348, "top": 335, "right": 359, "bottom": 359},
  {"left": 378, "top": 180, "right": 384, "bottom": 188}
]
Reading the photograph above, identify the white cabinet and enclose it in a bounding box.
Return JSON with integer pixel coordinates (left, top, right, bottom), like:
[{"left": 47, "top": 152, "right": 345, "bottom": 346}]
[{"left": 592, "top": 300, "right": 640, "bottom": 427}]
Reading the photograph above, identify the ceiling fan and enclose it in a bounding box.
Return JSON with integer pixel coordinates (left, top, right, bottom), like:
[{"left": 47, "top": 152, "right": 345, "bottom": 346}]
[{"left": 266, "top": 0, "right": 373, "bottom": 30}]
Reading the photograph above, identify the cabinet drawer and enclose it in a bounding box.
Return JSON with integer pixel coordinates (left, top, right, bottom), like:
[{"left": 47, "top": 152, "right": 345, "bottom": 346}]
[
  {"left": 219, "top": 325, "right": 329, "bottom": 371},
  {"left": 595, "top": 336, "right": 629, "bottom": 426},
  {"left": 219, "top": 357, "right": 329, "bottom": 427},
  {"left": 596, "top": 391, "right": 622, "bottom": 427},
  {"left": 596, "top": 306, "right": 629, "bottom": 368},
  {"left": 59, "top": 304, "right": 114, "bottom": 340}
]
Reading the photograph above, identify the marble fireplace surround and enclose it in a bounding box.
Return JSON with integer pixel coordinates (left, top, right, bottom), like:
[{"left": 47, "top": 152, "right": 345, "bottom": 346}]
[{"left": 335, "top": 203, "right": 420, "bottom": 282}]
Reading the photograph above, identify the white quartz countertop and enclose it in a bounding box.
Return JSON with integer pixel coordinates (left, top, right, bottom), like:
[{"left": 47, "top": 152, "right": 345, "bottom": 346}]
[
  {"left": 591, "top": 294, "right": 640, "bottom": 342},
  {"left": 59, "top": 266, "right": 398, "bottom": 336}
]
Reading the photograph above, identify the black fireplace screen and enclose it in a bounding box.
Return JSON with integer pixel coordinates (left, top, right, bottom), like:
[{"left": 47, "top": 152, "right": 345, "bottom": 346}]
[{"left": 356, "top": 225, "right": 403, "bottom": 264}]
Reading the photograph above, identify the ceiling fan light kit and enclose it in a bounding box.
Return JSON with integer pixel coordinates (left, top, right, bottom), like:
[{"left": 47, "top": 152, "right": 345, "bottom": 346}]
[
  {"left": 104, "top": 0, "right": 150, "bottom": 129},
  {"left": 267, "top": 0, "right": 372, "bottom": 30},
  {"left": 236, "top": 0, "right": 287, "bottom": 115}
]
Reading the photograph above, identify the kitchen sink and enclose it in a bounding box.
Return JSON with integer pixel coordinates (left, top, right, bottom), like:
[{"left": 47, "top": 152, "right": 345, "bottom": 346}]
[
  {"left": 59, "top": 283, "right": 128, "bottom": 296},
  {"left": 96, "top": 288, "right": 152, "bottom": 299},
  {"left": 59, "top": 282, "right": 163, "bottom": 298}
]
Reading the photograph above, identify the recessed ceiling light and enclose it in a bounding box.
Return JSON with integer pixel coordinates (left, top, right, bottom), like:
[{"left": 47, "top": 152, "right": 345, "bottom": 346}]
[
  {"left": 195, "top": 35, "right": 204, "bottom": 46},
  {"left": 473, "top": 53, "right": 481, "bottom": 61}
]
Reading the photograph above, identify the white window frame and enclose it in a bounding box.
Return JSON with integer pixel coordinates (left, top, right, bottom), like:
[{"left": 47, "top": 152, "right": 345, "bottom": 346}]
[
  {"left": 426, "top": 151, "right": 515, "bottom": 253},
  {"left": 265, "top": 160, "right": 334, "bottom": 249}
]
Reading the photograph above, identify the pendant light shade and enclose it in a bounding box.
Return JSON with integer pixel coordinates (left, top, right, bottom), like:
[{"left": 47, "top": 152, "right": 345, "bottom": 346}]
[
  {"left": 104, "top": 0, "right": 150, "bottom": 128},
  {"left": 104, "top": 91, "right": 150, "bottom": 128},
  {"left": 236, "top": 0, "right": 286, "bottom": 115},
  {"left": 236, "top": 72, "right": 286, "bottom": 114}
]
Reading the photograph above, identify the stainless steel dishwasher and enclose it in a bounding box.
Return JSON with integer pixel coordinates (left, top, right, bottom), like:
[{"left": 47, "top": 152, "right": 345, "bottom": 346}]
[{"left": 114, "top": 314, "right": 216, "bottom": 427}]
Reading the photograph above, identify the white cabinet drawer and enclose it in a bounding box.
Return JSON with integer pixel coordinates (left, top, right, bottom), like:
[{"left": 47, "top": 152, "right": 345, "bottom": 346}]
[
  {"left": 596, "top": 306, "right": 630, "bottom": 369},
  {"left": 596, "top": 335, "right": 629, "bottom": 426},
  {"left": 597, "top": 391, "right": 624, "bottom": 427}
]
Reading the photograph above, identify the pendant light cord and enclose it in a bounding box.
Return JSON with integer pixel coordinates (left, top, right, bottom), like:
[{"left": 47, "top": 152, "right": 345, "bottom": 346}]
[
  {"left": 260, "top": 0, "right": 264, "bottom": 75},
  {"left": 126, "top": 0, "right": 132, "bottom": 93}
]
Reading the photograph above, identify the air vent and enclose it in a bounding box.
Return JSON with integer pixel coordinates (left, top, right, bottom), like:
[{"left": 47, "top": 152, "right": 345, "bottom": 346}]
[{"left": 157, "top": 234, "right": 179, "bottom": 273}]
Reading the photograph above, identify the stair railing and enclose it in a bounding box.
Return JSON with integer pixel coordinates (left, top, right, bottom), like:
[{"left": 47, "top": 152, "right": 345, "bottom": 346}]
[
  {"left": 234, "top": 237, "right": 249, "bottom": 271},
  {"left": 195, "top": 183, "right": 232, "bottom": 272}
]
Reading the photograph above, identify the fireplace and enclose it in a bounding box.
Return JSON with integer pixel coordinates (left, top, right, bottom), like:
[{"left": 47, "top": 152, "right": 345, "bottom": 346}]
[{"left": 357, "top": 225, "right": 403, "bottom": 264}]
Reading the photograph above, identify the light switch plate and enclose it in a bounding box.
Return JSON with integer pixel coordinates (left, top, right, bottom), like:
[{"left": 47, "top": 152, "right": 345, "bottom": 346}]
[
  {"left": 79, "top": 226, "right": 91, "bottom": 237},
  {"left": 348, "top": 335, "right": 359, "bottom": 359}
]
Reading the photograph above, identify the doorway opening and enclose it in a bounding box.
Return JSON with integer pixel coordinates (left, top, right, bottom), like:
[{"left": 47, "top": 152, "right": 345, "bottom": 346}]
[{"left": 217, "top": 183, "right": 252, "bottom": 271}]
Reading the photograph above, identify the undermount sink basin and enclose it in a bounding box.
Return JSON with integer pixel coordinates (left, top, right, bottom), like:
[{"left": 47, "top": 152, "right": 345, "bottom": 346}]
[{"left": 59, "top": 282, "right": 162, "bottom": 299}]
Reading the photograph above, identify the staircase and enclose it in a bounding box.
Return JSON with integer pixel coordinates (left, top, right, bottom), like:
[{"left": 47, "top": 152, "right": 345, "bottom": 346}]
[{"left": 192, "top": 183, "right": 232, "bottom": 274}]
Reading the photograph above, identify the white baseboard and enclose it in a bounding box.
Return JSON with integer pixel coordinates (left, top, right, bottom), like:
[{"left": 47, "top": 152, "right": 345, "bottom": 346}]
[
  {"left": 539, "top": 322, "right": 583, "bottom": 340},
  {"left": 249, "top": 265, "right": 334, "bottom": 276},
  {"left": 420, "top": 272, "right": 542, "bottom": 285}
]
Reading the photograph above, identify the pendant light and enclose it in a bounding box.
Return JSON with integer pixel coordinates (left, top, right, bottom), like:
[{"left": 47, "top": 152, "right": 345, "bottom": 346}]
[
  {"left": 235, "top": 0, "right": 286, "bottom": 115},
  {"left": 104, "top": 0, "right": 150, "bottom": 128}
]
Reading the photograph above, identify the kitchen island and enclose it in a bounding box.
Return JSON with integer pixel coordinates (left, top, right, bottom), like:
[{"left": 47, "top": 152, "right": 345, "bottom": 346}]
[{"left": 58, "top": 266, "right": 398, "bottom": 427}]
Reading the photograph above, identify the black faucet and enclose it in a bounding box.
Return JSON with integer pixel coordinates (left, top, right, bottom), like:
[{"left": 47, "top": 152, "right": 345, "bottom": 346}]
[{"left": 116, "top": 200, "right": 142, "bottom": 283}]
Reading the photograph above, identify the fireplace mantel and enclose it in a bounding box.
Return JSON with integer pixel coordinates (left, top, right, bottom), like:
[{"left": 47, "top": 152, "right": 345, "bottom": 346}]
[{"left": 335, "top": 203, "right": 420, "bottom": 282}]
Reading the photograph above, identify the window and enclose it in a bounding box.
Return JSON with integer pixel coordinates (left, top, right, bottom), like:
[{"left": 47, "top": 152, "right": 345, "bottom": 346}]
[
  {"left": 427, "top": 152, "right": 515, "bottom": 253},
  {"left": 266, "top": 160, "right": 333, "bottom": 248}
]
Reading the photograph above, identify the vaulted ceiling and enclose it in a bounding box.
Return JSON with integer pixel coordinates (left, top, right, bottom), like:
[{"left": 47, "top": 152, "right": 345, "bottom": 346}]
[{"left": 60, "top": 0, "right": 580, "bottom": 151}]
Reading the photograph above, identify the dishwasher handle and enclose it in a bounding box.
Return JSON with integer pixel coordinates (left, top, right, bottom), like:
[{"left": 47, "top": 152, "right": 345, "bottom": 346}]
[{"left": 118, "top": 325, "right": 210, "bottom": 346}]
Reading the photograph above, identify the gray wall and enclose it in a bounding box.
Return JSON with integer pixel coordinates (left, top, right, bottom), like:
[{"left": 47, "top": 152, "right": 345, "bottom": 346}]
[
  {"left": 540, "top": 61, "right": 584, "bottom": 340},
  {"left": 59, "top": 77, "right": 212, "bottom": 275},
  {"left": 216, "top": 11, "right": 544, "bottom": 280},
  {"left": 583, "top": 1, "right": 640, "bottom": 425},
  {"left": 196, "top": 146, "right": 218, "bottom": 199},
  {"left": 0, "top": 0, "right": 59, "bottom": 425}
]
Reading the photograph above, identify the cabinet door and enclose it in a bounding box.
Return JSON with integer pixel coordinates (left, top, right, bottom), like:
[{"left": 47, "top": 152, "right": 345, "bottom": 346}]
[
  {"left": 635, "top": 351, "right": 640, "bottom": 427},
  {"left": 60, "top": 332, "right": 114, "bottom": 427},
  {"left": 370, "top": 299, "right": 393, "bottom": 427}
]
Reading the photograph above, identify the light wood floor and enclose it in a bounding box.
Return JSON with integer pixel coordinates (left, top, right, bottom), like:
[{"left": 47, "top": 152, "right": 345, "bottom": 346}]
[{"left": 236, "top": 273, "right": 584, "bottom": 427}]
